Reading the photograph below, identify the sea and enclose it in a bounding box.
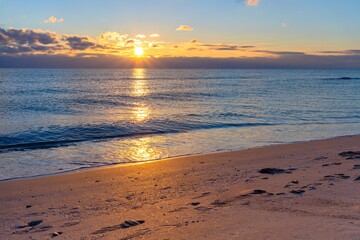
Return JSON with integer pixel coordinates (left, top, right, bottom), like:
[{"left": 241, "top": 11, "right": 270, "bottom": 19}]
[{"left": 0, "top": 69, "right": 359, "bottom": 180}]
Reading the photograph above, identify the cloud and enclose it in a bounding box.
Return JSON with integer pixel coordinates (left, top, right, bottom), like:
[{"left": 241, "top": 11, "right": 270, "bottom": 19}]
[
  {"left": 149, "top": 43, "right": 159, "bottom": 48},
  {"left": 254, "top": 50, "right": 305, "bottom": 56},
  {"left": 99, "top": 32, "right": 128, "bottom": 47},
  {"left": 281, "top": 22, "right": 287, "bottom": 28},
  {"left": 44, "top": 16, "right": 64, "bottom": 24},
  {"left": 176, "top": 25, "right": 193, "bottom": 31},
  {"left": 245, "top": 0, "right": 260, "bottom": 6},
  {"left": 136, "top": 34, "right": 146, "bottom": 39},
  {"left": 65, "top": 36, "right": 97, "bottom": 50},
  {"left": 0, "top": 27, "right": 62, "bottom": 55},
  {"left": 215, "top": 46, "right": 239, "bottom": 51},
  {"left": 1, "top": 26, "right": 359, "bottom": 70},
  {"left": 0, "top": 28, "right": 58, "bottom": 45},
  {"left": 240, "top": 45, "right": 255, "bottom": 49},
  {"left": 317, "top": 49, "right": 360, "bottom": 56},
  {"left": 200, "top": 43, "right": 242, "bottom": 51},
  {"left": 149, "top": 33, "right": 160, "bottom": 38},
  {"left": 0, "top": 27, "right": 146, "bottom": 56}
]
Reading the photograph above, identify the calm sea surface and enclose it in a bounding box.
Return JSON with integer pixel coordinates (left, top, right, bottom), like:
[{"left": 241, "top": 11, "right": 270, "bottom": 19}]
[{"left": 0, "top": 69, "right": 359, "bottom": 180}]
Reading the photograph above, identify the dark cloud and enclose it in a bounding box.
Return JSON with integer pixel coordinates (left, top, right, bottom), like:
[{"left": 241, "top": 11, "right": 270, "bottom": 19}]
[
  {"left": 240, "top": 45, "right": 255, "bottom": 49},
  {"left": 0, "top": 27, "right": 62, "bottom": 55},
  {"left": 214, "top": 46, "right": 239, "bottom": 51},
  {"left": 0, "top": 27, "right": 103, "bottom": 54},
  {"left": 0, "top": 28, "right": 57, "bottom": 45},
  {"left": 201, "top": 44, "right": 250, "bottom": 51},
  {"left": 254, "top": 50, "right": 306, "bottom": 55},
  {"left": 183, "top": 43, "right": 256, "bottom": 51},
  {"left": 0, "top": 32, "right": 9, "bottom": 43},
  {"left": 126, "top": 39, "right": 135, "bottom": 44},
  {"left": 0, "top": 45, "right": 33, "bottom": 54},
  {"left": 317, "top": 49, "right": 360, "bottom": 56},
  {"left": 318, "top": 50, "right": 342, "bottom": 54},
  {"left": 65, "top": 36, "right": 97, "bottom": 50},
  {"left": 346, "top": 50, "right": 360, "bottom": 55}
]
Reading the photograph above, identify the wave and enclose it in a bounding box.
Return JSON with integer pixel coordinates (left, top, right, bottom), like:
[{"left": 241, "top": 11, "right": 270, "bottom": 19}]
[
  {"left": 337, "top": 77, "right": 360, "bottom": 80},
  {"left": 322, "top": 77, "right": 360, "bottom": 80},
  {"left": 0, "top": 120, "right": 273, "bottom": 153}
]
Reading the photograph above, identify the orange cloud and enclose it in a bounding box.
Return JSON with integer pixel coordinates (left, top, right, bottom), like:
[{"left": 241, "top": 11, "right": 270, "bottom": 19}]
[
  {"left": 246, "top": 0, "right": 260, "bottom": 6},
  {"left": 176, "top": 25, "right": 193, "bottom": 31}
]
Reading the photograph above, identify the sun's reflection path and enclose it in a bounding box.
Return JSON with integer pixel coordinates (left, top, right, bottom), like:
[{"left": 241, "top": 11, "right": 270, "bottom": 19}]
[
  {"left": 129, "top": 137, "right": 167, "bottom": 162},
  {"left": 111, "top": 135, "right": 168, "bottom": 162},
  {"left": 132, "top": 103, "right": 150, "bottom": 122},
  {"left": 131, "top": 69, "right": 150, "bottom": 122},
  {"left": 132, "top": 68, "right": 146, "bottom": 79},
  {"left": 117, "top": 69, "right": 166, "bottom": 162}
]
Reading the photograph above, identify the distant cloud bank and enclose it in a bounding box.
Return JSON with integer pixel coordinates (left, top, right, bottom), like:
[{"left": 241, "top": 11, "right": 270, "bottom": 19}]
[{"left": 1, "top": 54, "right": 360, "bottom": 69}]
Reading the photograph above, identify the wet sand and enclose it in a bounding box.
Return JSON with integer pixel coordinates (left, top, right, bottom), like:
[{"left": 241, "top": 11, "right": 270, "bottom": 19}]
[{"left": 0, "top": 135, "right": 359, "bottom": 239}]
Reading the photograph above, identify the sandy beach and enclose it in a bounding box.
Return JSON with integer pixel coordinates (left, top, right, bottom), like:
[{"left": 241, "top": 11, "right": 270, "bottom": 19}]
[{"left": 0, "top": 135, "right": 359, "bottom": 239}]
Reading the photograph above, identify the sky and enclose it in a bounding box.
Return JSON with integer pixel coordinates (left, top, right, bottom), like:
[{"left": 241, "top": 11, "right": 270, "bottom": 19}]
[{"left": 1, "top": 0, "right": 360, "bottom": 68}]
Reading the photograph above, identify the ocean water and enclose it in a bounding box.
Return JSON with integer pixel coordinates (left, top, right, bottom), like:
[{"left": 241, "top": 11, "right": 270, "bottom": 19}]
[{"left": 0, "top": 69, "right": 359, "bottom": 180}]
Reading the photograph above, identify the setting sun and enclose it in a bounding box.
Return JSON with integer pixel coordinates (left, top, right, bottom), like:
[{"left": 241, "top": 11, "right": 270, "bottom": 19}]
[{"left": 134, "top": 47, "right": 144, "bottom": 57}]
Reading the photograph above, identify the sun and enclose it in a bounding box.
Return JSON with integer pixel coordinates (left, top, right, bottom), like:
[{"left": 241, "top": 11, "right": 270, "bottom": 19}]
[{"left": 134, "top": 47, "right": 144, "bottom": 57}]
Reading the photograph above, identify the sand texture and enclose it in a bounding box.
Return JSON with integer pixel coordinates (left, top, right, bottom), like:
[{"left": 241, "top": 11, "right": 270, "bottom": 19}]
[{"left": 0, "top": 135, "right": 359, "bottom": 239}]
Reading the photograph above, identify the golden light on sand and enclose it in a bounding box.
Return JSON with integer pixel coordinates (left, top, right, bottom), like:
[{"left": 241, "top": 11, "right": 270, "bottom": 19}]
[{"left": 134, "top": 47, "right": 144, "bottom": 57}]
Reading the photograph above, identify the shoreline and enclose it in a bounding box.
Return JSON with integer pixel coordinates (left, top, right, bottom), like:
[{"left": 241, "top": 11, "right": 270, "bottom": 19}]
[
  {"left": 2, "top": 134, "right": 359, "bottom": 183},
  {"left": 1, "top": 134, "right": 360, "bottom": 239}
]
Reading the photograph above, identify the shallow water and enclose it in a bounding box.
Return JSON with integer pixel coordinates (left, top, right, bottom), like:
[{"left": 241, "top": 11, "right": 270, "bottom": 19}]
[{"left": 0, "top": 69, "right": 359, "bottom": 180}]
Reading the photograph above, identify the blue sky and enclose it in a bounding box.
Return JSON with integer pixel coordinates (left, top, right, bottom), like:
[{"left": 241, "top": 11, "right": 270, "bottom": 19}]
[
  {"left": 1, "top": 0, "right": 360, "bottom": 49},
  {"left": 0, "top": 0, "right": 360, "bottom": 68}
]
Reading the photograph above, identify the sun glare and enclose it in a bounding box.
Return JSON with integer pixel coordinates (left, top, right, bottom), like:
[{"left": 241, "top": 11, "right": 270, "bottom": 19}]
[{"left": 134, "top": 47, "right": 144, "bottom": 57}]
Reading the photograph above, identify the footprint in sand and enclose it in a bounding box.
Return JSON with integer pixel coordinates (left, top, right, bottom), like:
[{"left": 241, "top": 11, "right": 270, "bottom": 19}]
[
  {"left": 353, "top": 165, "right": 360, "bottom": 169},
  {"left": 51, "top": 231, "right": 63, "bottom": 238},
  {"left": 193, "top": 192, "right": 211, "bottom": 199},
  {"left": 16, "top": 220, "right": 43, "bottom": 229},
  {"left": 321, "top": 174, "right": 350, "bottom": 181},
  {"left": 92, "top": 220, "right": 145, "bottom": 235},
  {"left": 194, "top": 206, "right": 213, "bottom": 211},
  {"left": 338, "top": 151, "right": 360, "bottom": 160},
  {"left": 190, "top": 202, "right": 201, "bottom": 206},
  {"left": 290, "top": 190, "right": 305, "bottom": 195},
  {"left": 258, "top": 168, "right": 286, "bottom": 174}
]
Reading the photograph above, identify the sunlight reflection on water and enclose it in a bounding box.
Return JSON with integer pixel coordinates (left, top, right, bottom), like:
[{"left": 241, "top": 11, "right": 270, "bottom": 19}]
[{"left": 0, "top": 69, "right": 359, "bottom": 180}]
